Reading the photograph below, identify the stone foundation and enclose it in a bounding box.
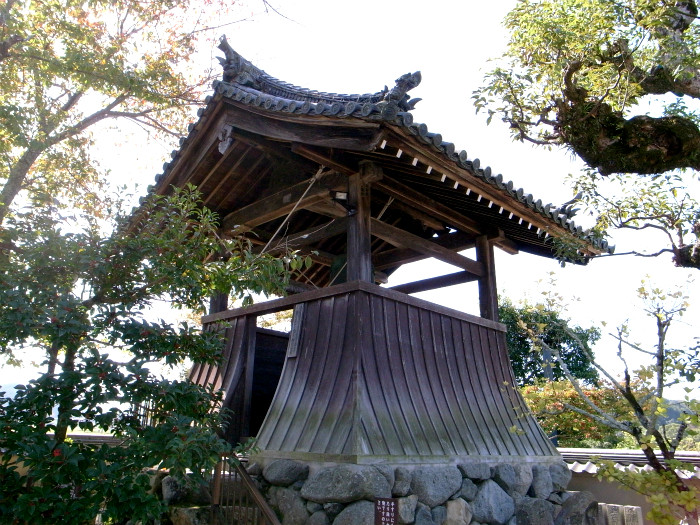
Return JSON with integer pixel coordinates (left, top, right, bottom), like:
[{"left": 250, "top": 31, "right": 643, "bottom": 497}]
[{"left": 246, "top": 459, "right": 599, "bottom": 525}]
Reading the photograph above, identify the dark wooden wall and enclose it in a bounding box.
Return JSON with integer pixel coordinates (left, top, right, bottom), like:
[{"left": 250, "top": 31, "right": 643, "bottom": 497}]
[
  {"left": 190, "top": 321, "right": 288, "bottom": 443},
  {"left": 191, "top": 282, "right": 558, "bottom": 462},
  {"left": 254, "top": 287, "right": 556, "bottom": 460},
  {"left": 193, "top": 283, "right": 557, "bottom": 462}
]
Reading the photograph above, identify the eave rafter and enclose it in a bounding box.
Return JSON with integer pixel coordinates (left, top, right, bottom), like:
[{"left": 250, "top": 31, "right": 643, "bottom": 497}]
[
  {"left": 382, "top": 129, "right": 588, "bottom": 250},
  {"left": 288, "top": 143, "right": 520, "bottom": 254}
]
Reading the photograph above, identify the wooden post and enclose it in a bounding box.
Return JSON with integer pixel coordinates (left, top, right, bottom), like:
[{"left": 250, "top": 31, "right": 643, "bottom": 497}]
[
  {"left": 476, "top": 235, "right": 498, "bottom": 321},
  {"left": 208, "top": 291, "right": 229, "bottom": 314},
  {"left": 240, "top": 315, "right": 257, "bottom": 439},
  {"left": 346, "top": 161, "right": 379, "bottom": 282}
]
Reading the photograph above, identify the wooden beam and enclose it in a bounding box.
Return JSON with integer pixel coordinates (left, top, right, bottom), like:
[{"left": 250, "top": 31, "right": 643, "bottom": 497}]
[
  {"left": 389, "top": 271, "right": 479, "bottom": 294},
  {"left": 305, "top": 200, "right": 348, "bottom": 219},
  {"left": 375, "top": 176, "right": 483, "bottom": 235},
  {"left": 389, "top": 200, "right": 445, "bottom": 231},
  {"left": 202, "top": 146, "right": 255, "bottom": 206},
  {"left": 373, "top": 231, "right": 476, "bottom": 270},
  {"left": 371, "top": 219, "right": 485, "bottom": 277},
  {"left": 347, "top": 162, "right": 376, "bottom": 282},
  {"left": 156, "top": 104, "right": 227, "bottom": 193},
  {"left": 253, "top": 218, "right": 348, "bottom": 254},
  {"left": 222, "top": 103, "right": 382, "bottom": 150},
  {"left": 376, "top": 177, "right": 522, "bottom": 255},
  {"left": 221, "top": 171, "right": 346, "bottom": 232},
  {"left": 208, "top": 292, "right": 229, "bottom": 314},
  {"left": 386, "top": 128, "right": 597, "bottom": 248},
  {"left": 476, "top": 235, "right": 498, "bottom": 321},
  {"left": 291, "top": 144, "right": 355, "bottom": 175},
  {"left": 488, "top": 228, "right": 519, "bottom": 255}
]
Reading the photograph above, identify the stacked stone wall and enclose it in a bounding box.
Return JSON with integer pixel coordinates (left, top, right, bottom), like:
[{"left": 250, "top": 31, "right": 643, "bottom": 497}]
[{"left": 247, "top": 459, "right": 599, "bottom": 525}]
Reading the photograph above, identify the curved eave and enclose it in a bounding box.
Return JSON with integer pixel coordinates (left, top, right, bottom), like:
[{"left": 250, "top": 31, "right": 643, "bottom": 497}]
[{"left": 145, "top": 77, "right": 611, "bottom": 286}]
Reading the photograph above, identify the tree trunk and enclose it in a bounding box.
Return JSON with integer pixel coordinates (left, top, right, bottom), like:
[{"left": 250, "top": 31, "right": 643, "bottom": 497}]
[
  {"left": 54, "top": 345, "right": 77, "bottom": 444},
  {"left": 0, "top": 146, "right": 43, "bottom": 224}
]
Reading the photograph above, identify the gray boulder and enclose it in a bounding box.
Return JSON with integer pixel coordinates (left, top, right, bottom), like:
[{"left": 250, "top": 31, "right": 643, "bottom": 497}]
[
  {"left": 554, "top": 491, "right": 598, "bottom": 525},
  {"left": 301, "top": 465, "right": 391, "bottom": 503},
  {"left": 161, "top": 475, "right": 189, "bottom": 505},
  {"left": 397, "top": 494, "right": 418, "bottom": 524},
  {"left": 549, "top": 462, "right": 572, "bottom": 492},
  {"left": 513, "top": 463, "right": 534, "bottom": 497},
  {"left": 516, "top": 497, "right": 555, "bottom": 525},
  {"left": 376, "top": 465, "right": 395, "bottom": 487},
  {"left": 432, "top": 505, "right": 447, "bottom": 524},
  {"left": 306, "top": 501, "right": 322, "bottom": 514},
  {"left": 306, "top": 510, "right": 330, "bottom": 525},
  {"left": 393, "top": 467, "right": 412, "bottom": 497},
  {"left": 471, "top": 480, "right": 516, "bottom": 524},
  {"left": 529, "top": 465, "right": 554, "bottom": 499},
  {"left": 411, "top": 466, "right": 463, "bottom": 507},
  {"left": 459, "top": 477, "right": 478, "bottom": 501},
  {"left": 246, "top": 462, "right": 262, "bottom": 476},
  {"left": 333, "top": 500, "right": 374, "bottom": 525},
  {"left": 414, "top": 502, "right": 435, "bottom": 525},
  {"left": 268, "top": 486, "right": 309, "bottom": 525},
  {"left": 494, "top": 463, "right": 533, "bottom": 498},
  {"left": 458, "top": 462, "right": 491, "bottom": 481},
  {"left": 493, "top": 464, "right": 516, "bottom": 494},
  {"left": 263, "top": 459, "right": 309, "bottom": 487},
  {"left": 169, "top": 506, "right": 210, "bottom": 525},
  {"left": 445, "top": 498, "right": 473, "bottom": 525},
  {"left": 322, "top": 502, "right": 344, "bottom": 520}
]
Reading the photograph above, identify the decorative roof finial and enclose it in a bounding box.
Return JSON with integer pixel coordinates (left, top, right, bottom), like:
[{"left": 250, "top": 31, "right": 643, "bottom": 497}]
[
  {"left": 217, "top": 35, "right": 262, "bottom": 88},
  {"left": 384, "top": 72, "right": 422, "bottom": 111}
]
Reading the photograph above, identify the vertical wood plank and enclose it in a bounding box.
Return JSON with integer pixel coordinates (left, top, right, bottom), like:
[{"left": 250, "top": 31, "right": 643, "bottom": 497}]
[
  {"left": 240, "top": 315, "right": 258, "bottom": 439},
  {"left": 476, "top": 235, "right": 498, "bottom": 321},
  {"left": 346, "top": 162, "right": 377, "bottom": 282}
]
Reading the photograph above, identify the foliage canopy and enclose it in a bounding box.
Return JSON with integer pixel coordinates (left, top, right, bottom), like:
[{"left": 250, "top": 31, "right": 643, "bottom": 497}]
[
  {"left": 475, "top": 0, "right": 700, "bottom": 268},
  {"left": 499, "top": 298, "right": 600, "bottom": 386},
  {"left": 513, "top": 283, "right": 699, "bottom": 524},
  {"left": 0, "top": 186, "right": 297, "bottom": 523},
  {"left": 0, "top": 0, "right": 246, "bottom": 223}
]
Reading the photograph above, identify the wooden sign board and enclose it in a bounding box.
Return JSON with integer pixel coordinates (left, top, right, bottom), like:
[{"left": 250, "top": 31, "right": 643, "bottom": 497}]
[
  {"left": 623, "top": 505, "right": 643, "bottom": 525},
  {"left": 374, "top": 498, "right": 398, "bottom": 525},
  {"left": 604, "top": 504, "right": 622, "bottom": 525}
]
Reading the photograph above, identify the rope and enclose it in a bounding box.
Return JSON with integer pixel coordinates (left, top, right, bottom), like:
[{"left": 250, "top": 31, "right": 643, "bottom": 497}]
[{"left": 259, "top": 166, "right": 326, "bottom": 255}]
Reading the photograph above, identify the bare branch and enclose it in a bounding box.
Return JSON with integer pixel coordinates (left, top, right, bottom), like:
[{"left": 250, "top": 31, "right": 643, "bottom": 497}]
[{"left": 609, "top": 332, "right": 657, "bottom": 356}]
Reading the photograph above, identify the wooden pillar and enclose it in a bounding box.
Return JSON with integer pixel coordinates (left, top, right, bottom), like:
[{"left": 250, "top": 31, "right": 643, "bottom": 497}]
[
  {"left": 476, "top": 235, "right": 498, "bottom": 321},
  {"left": 208, "top": 291, "right": 229, "bottom": 314},
  {"left": 346, "top": 161, "right": 377, "bottom": 282}
]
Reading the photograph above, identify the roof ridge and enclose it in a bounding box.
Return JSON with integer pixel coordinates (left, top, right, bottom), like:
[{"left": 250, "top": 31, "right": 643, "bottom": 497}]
[{"left": 217, "top": 36, "right": 421, "bottom": 108}]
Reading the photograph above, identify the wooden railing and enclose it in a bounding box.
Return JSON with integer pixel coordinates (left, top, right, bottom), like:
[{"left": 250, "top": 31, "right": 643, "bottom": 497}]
[{"left": 211, "top": 455, "right": 281, "bottom": 525}]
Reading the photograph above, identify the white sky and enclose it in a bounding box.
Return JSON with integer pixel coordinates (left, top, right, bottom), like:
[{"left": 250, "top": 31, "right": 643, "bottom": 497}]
[{"left": 2, "top": 0, "right": 698, "bottom": 397}]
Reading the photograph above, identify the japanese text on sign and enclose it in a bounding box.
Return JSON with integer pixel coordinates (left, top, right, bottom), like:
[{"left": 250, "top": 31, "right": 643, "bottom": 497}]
[{"left": 374, "top": 498, "right": 398, "bottom": 525}]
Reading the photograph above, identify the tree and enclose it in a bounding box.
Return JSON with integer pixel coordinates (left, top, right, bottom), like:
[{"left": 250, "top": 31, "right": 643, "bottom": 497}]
[
  {"left": 474, "top": 0, "right": 700, "bottom": 268},
  {"left": 520, "top": 380, "right": 637, "bottom": 448},
  {"left": 499, "top": 297, "right": 600, "bottom": 386},
  {"left": 0, "top": 186, "right": 301, "bottom": 523},
  {"left": 517, "top": 282, "right": 699, "bottom": 524},
  {"left": 0, "top": 0, "right": 250, "bottom": 224}
]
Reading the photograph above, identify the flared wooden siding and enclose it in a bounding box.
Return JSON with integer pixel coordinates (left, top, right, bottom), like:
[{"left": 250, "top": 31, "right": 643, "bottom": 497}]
[{"left": 246, "top": 284, "right": 557, "bottom": 462}]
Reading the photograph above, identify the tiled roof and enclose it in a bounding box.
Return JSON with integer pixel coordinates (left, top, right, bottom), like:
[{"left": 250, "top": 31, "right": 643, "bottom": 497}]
[
  {"left": 560, "top": 448, "right": 700, "bottom": 480},
  {"left": 151, "top": 41, "right": 613, "bottom": 260}
]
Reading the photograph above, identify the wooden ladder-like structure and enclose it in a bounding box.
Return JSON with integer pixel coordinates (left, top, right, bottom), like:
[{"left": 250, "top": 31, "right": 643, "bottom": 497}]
[{"left": 211, "top": 455, "right": 281, "bottom": 525}]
